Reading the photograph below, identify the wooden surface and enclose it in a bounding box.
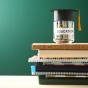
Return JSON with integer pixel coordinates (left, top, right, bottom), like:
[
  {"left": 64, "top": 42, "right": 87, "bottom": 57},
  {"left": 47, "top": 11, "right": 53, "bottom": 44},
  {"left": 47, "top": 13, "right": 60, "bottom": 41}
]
[
  {"left": 0, "top": 76, "right": 88, "bottom": 88},
  {"left": 32, "top": 43, "right": 88, "bottom": 50}
]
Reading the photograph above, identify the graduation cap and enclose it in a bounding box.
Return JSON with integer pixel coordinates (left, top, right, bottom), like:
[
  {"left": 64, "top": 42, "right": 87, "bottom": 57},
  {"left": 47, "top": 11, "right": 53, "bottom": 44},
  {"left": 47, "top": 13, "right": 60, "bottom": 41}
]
[{"left": 51, "top": 9, "right": 82, "bottom": 31}]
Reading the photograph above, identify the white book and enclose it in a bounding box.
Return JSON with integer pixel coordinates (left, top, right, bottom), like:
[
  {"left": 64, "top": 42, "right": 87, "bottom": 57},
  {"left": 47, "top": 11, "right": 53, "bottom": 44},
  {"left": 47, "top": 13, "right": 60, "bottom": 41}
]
[{"left": 38, "top": 50, "right": 88, "bottom": 58}]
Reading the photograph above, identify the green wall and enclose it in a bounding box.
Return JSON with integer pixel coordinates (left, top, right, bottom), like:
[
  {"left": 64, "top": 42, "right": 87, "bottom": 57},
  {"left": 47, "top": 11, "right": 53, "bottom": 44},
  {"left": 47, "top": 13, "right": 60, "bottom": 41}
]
[{"left": 0, "top": 0, "right": 88, "bottom": 75}]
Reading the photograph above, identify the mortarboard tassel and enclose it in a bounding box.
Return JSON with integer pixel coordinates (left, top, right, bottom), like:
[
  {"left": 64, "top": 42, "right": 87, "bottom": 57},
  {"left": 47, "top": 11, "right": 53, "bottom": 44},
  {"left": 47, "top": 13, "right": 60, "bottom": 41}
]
[{"left": 78, "top": 10, "right": 82, "bottom": 31}]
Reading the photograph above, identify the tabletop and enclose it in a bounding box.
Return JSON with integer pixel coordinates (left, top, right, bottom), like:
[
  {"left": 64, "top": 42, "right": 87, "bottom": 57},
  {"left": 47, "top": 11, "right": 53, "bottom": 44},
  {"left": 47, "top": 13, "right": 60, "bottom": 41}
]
[{"left": 0, "top": 76, "right": 88, "bottom": 88}]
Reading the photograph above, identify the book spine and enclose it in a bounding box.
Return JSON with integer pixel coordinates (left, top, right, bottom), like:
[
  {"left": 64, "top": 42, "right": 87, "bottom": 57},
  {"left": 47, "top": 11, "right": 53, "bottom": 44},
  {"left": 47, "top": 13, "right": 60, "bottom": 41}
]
[
  {"left": 36, "top": 63, "right": 88, "bottom": 72},
  {"left": 32, "top": 44, "right": 88, "bottom": 50},
  {"left": 38, "top": 50, "right": 88, "bottom": 58}
]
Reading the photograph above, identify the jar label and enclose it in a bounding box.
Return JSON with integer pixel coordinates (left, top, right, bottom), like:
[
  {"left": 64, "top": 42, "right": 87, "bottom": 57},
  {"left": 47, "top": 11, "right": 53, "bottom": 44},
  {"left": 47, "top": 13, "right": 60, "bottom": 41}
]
[
  {"left": 54, "top": 28, "right": 74, "bottom": 40},
  {"left": 54, "top": 28, "right": 74, "bottom": 34}
]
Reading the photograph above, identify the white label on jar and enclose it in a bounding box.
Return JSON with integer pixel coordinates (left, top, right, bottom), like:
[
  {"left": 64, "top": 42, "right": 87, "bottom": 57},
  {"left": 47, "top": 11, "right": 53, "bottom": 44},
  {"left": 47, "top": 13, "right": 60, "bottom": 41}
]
[
  {"left": 54, "top": 28, "right": 74, "bottom": 40},
  {"left": 54, "top": 28, "right": 74, "bottom": 34}
]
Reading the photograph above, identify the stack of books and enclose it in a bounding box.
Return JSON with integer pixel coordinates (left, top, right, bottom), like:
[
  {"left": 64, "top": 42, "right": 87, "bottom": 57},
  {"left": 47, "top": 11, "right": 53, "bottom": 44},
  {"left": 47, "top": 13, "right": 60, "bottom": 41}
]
[{"left": 28, "top": 43, "right": 88, "bottom": 84}]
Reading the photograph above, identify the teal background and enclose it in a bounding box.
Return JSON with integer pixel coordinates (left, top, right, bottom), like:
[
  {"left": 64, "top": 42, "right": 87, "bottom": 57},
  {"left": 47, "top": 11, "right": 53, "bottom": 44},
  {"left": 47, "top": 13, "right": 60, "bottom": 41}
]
[{"left": 0, "top": 0, "right": 88, "bottom": 75}]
